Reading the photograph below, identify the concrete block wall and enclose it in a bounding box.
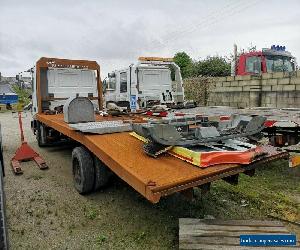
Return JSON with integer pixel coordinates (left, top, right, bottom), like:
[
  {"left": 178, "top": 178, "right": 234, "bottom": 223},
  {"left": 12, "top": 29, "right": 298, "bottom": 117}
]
[
  {"left": 207, "top": 70, "right": 300, "bottom": 108},
  {"left": 183, "top": 77, "right": 213, "bottom": 106}
]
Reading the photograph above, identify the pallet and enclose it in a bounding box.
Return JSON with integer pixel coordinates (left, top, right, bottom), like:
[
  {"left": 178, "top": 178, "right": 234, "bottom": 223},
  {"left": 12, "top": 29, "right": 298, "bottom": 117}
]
[
  {"left": 0, "top": 104, "right": 6, "bottom": 111},
  {"left": 179, "top": 218, "right": 299, "bottom": 250}
]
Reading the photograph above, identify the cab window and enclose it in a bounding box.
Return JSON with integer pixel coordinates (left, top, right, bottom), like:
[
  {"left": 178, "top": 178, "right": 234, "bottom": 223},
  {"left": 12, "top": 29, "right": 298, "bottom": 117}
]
[
  {"left": 266, "top": 56, "right": 294, "bottom": 72},
  {"left": 246, "top": 56, "right": 261, "bottom": 74},
  {"left": 120, "top": 72, "right": 127, "bottom": 93},
  {"left": 107, "top": 77, "right": 116, "bottom": 91}
]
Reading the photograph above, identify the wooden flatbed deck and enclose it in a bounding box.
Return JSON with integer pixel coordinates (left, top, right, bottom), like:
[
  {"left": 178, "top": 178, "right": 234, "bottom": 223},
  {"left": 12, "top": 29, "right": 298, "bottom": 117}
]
[{"left": 36, "top": 113, "right": 288, "bottom": 203}]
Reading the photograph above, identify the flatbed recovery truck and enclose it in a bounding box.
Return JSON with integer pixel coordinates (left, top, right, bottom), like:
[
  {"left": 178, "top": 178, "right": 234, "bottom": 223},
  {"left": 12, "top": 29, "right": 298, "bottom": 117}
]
[{"left": 31, "top": 57, "right": 288, "bottom": 203}]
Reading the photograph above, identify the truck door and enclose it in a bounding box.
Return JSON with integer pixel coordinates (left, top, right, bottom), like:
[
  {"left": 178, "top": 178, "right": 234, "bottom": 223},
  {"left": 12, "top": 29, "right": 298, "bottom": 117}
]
[
  {"left": 245, "top": 56, "right": 262, "bottom": 74},
  {"left": 118, "top": 72, "right": 129, "bottom": 102},
  {"left": 103, "top": 74, "right": 117, "bottom": 104},
  {"left": 138, "top": 68, "right": 172, "bottom": 104},
  {"left": 47, "top": 68, "right": 98, "bottom": 98}
]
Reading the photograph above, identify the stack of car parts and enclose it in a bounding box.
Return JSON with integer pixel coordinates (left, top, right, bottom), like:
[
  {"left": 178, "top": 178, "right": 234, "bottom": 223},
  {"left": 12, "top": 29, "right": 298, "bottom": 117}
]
[{"left": 131, "top": 115, "right": 268, "bottom": 168}]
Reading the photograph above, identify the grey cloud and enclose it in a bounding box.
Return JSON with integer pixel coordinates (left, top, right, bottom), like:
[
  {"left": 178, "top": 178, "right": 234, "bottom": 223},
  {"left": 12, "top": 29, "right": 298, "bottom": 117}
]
[{"left": 0, "top": 0, "right": 299, "bottom": 76}]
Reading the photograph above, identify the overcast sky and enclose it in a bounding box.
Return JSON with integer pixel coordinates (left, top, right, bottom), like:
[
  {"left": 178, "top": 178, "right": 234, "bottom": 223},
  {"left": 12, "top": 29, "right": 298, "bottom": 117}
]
[{"left": 0, "top": 0, "right": 299, "bottom": 77}]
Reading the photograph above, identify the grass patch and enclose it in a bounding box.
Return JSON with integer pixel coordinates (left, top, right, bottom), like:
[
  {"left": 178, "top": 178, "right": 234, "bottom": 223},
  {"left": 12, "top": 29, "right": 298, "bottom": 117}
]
[
  {"left": 135, "top": 231, "right": 146, "bottom": 242},
  {"left": 0, "top": 109, "right": 10, "bottom": 113},
  {"left": 32, "top": 175, "right": 43, "bottom": 180},
  {"left": 201, "top": 160, "right": 300, "bottom": 222},
  {"left": 85, "top": 209, "right": 98, "bottom": 220},
  {"left": 95, "top": 234, "right": 107, "bottom": 245}
]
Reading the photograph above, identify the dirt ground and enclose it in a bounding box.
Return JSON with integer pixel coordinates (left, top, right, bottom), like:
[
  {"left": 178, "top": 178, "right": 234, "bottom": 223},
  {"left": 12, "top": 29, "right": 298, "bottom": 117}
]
[{"left": 1, "top": 111, "right": 299, "bottom": 249}]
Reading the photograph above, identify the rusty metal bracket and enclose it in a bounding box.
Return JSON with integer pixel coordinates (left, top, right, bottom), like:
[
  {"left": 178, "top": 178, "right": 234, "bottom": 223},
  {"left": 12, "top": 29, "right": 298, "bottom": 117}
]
[
  {"left": 180, "top": 188, "right": 194, "bottom": 201},
  {"left": 244, "top": 169, "right": 255, "bottom": 177},
  {"left": 199, "top": 183, "right": 211, "bottom": 195},
  {"left": 222, "top": 174, "right": 239, "bottom": 185}
]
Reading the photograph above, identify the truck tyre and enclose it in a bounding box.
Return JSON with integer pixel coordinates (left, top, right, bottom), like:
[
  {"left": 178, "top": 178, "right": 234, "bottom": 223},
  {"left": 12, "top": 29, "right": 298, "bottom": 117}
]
[
  {"left": 0, "top": 124, "right": 3, "bottom": 175},
  {"left": 72, "top": 147, "right": 95, "bottom": 194},
  {"left": 0, "top": 124, "right": 8, "bottom": 250},
  {"left": 36, "top": 122, "right": 47, "bottom": 147},
  {"left": 0, "top": 162, "right": 8, "bottom": 250},
  {"left": 93, "top": 157, "right": 111, "bottom": 191}
]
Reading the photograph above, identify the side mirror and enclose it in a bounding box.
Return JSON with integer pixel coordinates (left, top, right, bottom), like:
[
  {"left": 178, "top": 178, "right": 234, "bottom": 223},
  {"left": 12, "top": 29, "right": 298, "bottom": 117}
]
[{"left": 102, "top": 80, "right": 107, "bottom": 92}]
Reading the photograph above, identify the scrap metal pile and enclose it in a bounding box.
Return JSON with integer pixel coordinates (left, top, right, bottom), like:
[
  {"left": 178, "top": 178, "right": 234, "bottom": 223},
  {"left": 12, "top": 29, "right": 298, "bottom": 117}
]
[
  {"left": 62, "top": 98, "right": 289, "bottom": 168},
  {"left": 130, "top": 114, "right": 276, "bottom": 168},
  {"left": 133, "top": 115, "right": 266, "bottom": 147},
  {"left": 182, "top": 106, "right": 300, "bottom": 167},
  {"left": 183, "top": 106, "right": 300, "bottom": 147}
]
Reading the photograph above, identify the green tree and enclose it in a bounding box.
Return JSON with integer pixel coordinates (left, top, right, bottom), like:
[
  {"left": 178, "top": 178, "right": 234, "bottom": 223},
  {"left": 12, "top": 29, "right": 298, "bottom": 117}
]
[
  {"left": 12, "top": 84, "right": 31, "bottom": 106},
  {"left": 173, "top": 52, "right": 193, "bottom": 79},
  {"left": 192, "top": 56, "right": 231, "bottom": 77}
]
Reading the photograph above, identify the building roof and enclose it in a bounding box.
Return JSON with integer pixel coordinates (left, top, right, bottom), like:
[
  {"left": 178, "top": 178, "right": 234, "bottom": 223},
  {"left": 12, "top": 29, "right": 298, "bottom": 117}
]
[{"left": 0, "top": 83, "right": 17, "bottom": 95}]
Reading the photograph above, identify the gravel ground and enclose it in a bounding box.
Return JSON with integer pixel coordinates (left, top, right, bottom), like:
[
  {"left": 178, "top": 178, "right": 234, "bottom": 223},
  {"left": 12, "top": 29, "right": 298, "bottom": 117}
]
[
  {"left": 1, "top": 111, "right": 188, "bottom": 249},
  {"left": 1, "top": 111, "right": 299, "bottom": 249}
]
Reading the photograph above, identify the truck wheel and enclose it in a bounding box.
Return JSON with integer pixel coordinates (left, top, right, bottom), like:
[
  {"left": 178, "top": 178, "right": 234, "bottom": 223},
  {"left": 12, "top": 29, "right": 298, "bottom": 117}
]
[
  {"left": 0, "top": 124, "right": 8, "bottom": 250},
  {"left": 72, "top": 147, "right": 95, "bottom": 194},
  {"left": 0, "top": 164, "right": 8, "bottom": 250},
  {"left": 36, "top": 122, "right": 47, "bottom": 147},
  {"left": 93, "top": 157, "right": 111, "bottom": 191},
  {"left": 0, "top": 124, "right": 4, "bottom": 176}
]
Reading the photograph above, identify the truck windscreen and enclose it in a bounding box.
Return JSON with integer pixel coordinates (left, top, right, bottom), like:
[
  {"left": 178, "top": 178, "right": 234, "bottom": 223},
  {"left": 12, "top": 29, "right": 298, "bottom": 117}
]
[
  {"left": 266, "top": 56, "right": 294, "bottom": 73},
  {"left": 107, "top": 76, "right": 116, "bottom": 91}
]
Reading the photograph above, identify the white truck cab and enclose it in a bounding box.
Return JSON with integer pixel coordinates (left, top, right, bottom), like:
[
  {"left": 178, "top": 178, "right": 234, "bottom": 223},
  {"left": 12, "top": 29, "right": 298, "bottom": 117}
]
[
  {"left": 31, "top": 66, "right": 99, "bottom": 114},
  {"left": 103, "top": 57, "right": 185, "bottom": 109},
  {"left": 30, "top": 57, "right": 102, "bottom": 147}
]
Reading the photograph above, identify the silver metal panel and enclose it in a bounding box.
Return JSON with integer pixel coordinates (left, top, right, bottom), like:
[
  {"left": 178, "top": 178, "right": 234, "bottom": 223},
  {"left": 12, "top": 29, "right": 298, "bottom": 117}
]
[
  {"left": 63, "top": 97, "right": 95, "bottom": 124},
  {"left": 223, "top": 139, "right": 256, "bottom": 151},
  {"left": 69, "top": 121, "right": 132, "bottom": 134}
]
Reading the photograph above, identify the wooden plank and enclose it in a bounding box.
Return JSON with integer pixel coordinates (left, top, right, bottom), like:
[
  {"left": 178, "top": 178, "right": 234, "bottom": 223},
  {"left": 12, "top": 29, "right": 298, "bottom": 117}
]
[
  {"left": 179, "top": 218, "right": 284, "bottom": 227},
  {"left": 179, "top": 219, "right": 298, "bottom": 250},
  {"left": 180, "top": 231, "right": 290, "bottom": 237},
  {"left": 180, "top": 235, "right": 299, "bottom": 245},
  {"left": 180, "top": 224, "right": 289, "bottom": 233},
  {"left": 180, "top": 235, "right": 241, "bottom": 245},
  {"left": 179, "top": 243, "right": 297, "bottom": 250}
]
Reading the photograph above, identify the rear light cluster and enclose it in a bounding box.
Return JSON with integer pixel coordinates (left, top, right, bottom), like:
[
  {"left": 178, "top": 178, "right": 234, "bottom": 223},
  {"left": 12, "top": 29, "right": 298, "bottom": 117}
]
[
  {"left": 220, "top": 116, "right": 230, "bottom": 121},
  {"left": 264, "top": 120, "right": 276, "bottom": 127}
]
